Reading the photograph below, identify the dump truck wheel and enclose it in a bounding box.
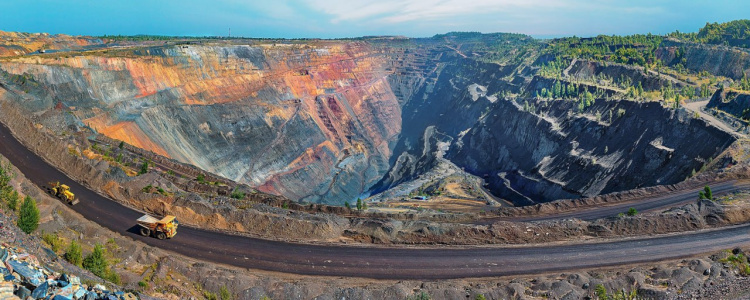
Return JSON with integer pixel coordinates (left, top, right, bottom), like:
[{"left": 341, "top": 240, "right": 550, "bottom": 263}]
[
  {"left": 139, "top": 227, "right": 150, "bottom": 237},
  {"left": 61, "top": 195, "right": 68, "bottom": 203},
  {"left": 156, "top": 231, "right": 166, "bottom": 240}
]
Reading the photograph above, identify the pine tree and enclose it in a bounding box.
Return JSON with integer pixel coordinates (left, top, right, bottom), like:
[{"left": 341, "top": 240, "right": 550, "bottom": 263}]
[
  {"left": 65, "top": 240, "right": 83, "bottom": 267},
  {"left": 18, "top": 196, "right": 40, "bottom": 234},
  {"left": 83, "top": 244, "right": 108, "bottom": 278},
  {"left": 637, "top": 82, "right": 644, "bottom": 97},
  {"left": 356, "top": 198, "right": 363, "bottom": 211}
]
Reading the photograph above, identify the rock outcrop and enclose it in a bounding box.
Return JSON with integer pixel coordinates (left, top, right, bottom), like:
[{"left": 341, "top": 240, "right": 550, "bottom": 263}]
[{"left": 707, "top": 88, "right": 750, "bottom": 120}]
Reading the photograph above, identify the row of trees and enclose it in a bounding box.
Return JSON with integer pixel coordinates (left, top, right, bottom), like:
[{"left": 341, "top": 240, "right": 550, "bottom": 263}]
[
  {"left": 536, "top": 81, "right": 582, "bottom": 100},
  {"left": 1, "top": 161, "right": 122, "bottom": 284},
  {"left": 45, "top": 234, "right": 121, "bottom": 284},
  {"left": 545, "top": 34, "right": 663, "bottom": 67},
  {"left": 697, "top": 20, "right": 750, "bottom": 47},
  {"left": 738, "top": 74, "right": 750, "bottom": 91},
  {"left": 0, "top": 162, "right": 39, "bottom": 234},
  {"left": 668, "top": 20, "right": 750, "bottom": 48},
  {"left": 345, "top": 198, "right": 368, "bottom": 211}
]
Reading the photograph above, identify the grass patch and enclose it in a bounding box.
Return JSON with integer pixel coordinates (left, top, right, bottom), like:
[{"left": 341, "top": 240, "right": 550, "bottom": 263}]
[{"left": 719, "top": 250, "right": 750, "bottom": 276}]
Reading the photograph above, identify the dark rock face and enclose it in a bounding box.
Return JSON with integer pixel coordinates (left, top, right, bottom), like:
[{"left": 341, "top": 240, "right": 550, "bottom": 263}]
[
  {"left": 373, "top": 52, "right": 735, "bottom": 205},
  {"left": 371, "top": 57, "right": 519, "bottom": 193},
  {"left": 449, "top": 100, "right": 733, "bottom": 204},
  {"left": 566, "top": 60, "right": 684, "bottom": 91},
  {"left": 707, "top": 88, "right": 750, "bottom": 120}
]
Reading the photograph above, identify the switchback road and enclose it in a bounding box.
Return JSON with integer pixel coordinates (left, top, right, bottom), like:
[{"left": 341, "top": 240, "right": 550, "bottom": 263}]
[{"left": 2, "top": 121, "right": 750, "bottom": 279}]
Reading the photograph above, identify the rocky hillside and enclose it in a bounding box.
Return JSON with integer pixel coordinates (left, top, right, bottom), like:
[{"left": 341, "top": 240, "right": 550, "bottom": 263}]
[
  {"left": 657, "top": 39, "right": 750, "bottom": 80},
  {"left": 0, "top": 30, "right": 103, "bottom": 57}
]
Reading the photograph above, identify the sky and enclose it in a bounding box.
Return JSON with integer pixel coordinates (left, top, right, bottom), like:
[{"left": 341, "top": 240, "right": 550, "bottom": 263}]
[{"left": 1, "top": 0, "right": 748, "bottom": 39}]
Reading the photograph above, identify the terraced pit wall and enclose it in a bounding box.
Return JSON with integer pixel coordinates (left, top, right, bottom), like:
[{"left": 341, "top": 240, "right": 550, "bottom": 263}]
[
  {"left": 0, "top": 42, "right": 401, "bottom": 204},
  {"left": 0, "top": 36, "right": 739, "bottom": 206},
  {"left": 373, "top": 53, "right": 736, "bottom": 205}
]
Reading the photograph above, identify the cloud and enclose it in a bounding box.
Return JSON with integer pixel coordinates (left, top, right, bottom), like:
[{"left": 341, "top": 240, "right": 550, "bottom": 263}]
[{"left": 301, "top": 0, "right": 571, "bottom": 24}]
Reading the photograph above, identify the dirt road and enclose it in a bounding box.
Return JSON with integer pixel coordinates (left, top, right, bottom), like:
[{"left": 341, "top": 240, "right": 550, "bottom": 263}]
[
  {"left": 491, "top": 180, "right": 750, "bottom": 223},
  {"left": 684, "top": 100, "right": 744, "bottom": 138},
  {"left": 2, "top": 122, "right": 750, "bottom": 279}
]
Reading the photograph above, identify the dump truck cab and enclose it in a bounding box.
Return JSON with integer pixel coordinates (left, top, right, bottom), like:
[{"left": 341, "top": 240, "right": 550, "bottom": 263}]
[
  {"left": 48, "top": 181, "right": 79, "bottom": 205},
  {"left": 136, "top": 214, "right": 178, "bottom": 240}
]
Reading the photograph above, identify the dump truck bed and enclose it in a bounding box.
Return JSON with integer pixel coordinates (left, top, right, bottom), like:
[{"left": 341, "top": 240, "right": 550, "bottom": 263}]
[{"left": 137, "top": 214, "right": 160, "bottom": 224}]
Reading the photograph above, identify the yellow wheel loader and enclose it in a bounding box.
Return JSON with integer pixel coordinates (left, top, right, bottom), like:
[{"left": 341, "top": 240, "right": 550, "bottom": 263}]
[{"left": 48, "top": 181, "right": 79, "bottom": 205}]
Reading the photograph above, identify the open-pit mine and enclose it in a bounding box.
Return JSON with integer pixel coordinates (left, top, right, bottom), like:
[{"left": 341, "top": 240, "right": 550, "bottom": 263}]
[{"left": 2, "top": 19, "right": 750, "bottom": 299}]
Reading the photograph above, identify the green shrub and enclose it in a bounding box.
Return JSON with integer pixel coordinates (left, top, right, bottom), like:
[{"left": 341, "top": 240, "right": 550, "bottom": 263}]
[
  {"left": 406, "top": 291, "right": 431, "bottom": 300},
  {"left": 106, "top": 271, "right": 121, "bottom": 285},
  {"left": 595, "top": 284, "right": 608, "bottom": 300},
  {"left": 698, "top": 185, "right": 713, "bottom": 200},
  {"left": 139, "top": 161, "right": 149, "bottom": 175},
  {"left": 230, "top": 190, "right": 245, "bottom": 199},
  {"left": 627, "top": 207, "right": 638, "bottom": 216},
  {"left": 594, "top": 284, "right": 637, "bottom": 300},
  {"left": 0, "top": 162, "right": 15, "bottom": 210},
  {"left": 6, "top": 190, "right": 19, "bottom": 211},
  {"left": 720, "top": 251, "right": 750, "bottom": 276},
  {"left": 203, "top": 291, "right": 218, "bottom": 300},
  {"left": 220, "top": 285, "right": 232, "bottom": 300},
  {"left": 42, "top": 232, "right": 64, "bottom": 252}
]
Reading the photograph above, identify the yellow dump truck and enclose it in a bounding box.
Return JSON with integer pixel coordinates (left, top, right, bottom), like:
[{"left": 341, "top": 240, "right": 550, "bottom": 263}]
[
  {"left": 48, "top": 182, "right": 79, "bottom": 205},
  {"left": 136, "top": 214, "right": 178, "bottom": 240}
]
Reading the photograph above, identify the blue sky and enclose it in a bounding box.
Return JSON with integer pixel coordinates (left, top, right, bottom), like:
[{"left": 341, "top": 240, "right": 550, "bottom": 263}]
[{"left": 1, "top": 0, "right": 748, "bottom": 38}]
